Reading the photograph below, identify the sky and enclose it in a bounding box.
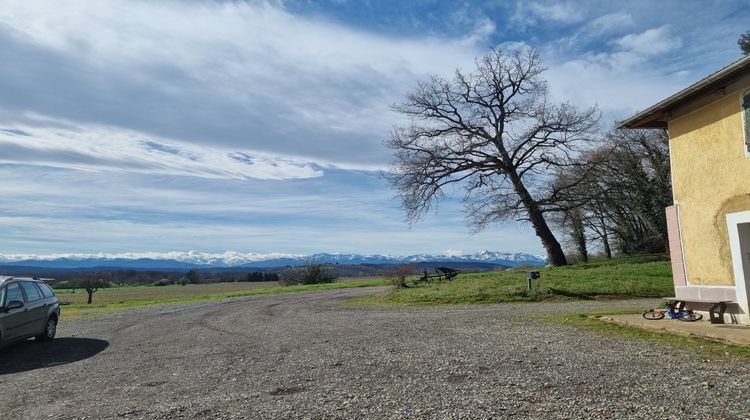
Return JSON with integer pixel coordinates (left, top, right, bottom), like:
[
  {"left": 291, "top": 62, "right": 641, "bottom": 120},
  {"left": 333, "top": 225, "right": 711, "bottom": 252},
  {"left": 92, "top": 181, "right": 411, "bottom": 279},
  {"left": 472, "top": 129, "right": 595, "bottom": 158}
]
[{"left": 0, "top": 0, "right": 747, "bottom": 258}]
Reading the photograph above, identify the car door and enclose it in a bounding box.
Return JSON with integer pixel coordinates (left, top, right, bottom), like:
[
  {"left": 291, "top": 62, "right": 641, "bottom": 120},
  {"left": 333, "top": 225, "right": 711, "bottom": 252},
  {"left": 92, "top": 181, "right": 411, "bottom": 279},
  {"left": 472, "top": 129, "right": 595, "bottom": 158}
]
[
  {"left": 19, "top": 281, "right": 47, "bottom": 335},
  {"left": 1, "top": 282, "right": 30, "bottom": 341}
]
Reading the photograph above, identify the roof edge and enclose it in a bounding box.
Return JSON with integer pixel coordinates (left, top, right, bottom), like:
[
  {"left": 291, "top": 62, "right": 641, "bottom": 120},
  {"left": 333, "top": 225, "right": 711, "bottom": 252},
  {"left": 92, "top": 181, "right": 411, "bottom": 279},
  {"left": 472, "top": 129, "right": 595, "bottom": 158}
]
[{"left": 617, "top": 54, "right": 750, "bottom": 130}]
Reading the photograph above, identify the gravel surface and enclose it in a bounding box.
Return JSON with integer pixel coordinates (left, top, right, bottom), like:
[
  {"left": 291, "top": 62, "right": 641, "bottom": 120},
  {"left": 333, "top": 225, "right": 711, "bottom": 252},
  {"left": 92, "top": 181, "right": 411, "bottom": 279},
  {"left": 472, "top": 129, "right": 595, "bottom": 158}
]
[{"left": 1, "top": 287, "right": 748, "bottom": 419}]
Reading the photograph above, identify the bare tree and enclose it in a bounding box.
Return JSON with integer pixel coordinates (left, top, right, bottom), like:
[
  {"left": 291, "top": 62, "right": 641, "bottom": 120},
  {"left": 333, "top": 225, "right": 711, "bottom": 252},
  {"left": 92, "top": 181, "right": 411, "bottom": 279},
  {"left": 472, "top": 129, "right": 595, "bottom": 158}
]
[
  {"left": 549, "top": 146, "right": 616, "bottom": 259},
  {"left": 384, "top": 264, "right": 415, "bottom": 288},
  {"left": 386, "top": 49, "right": 599, "bottom": 266},
  {"left": 75, "top": 272, "right": 110, "bottom": 304},
  {"left": 561, "top": 208, "right": 589, "bottom": 262},
  {"left": 552, "top": 128, "right": 672, "bottom": 257}
]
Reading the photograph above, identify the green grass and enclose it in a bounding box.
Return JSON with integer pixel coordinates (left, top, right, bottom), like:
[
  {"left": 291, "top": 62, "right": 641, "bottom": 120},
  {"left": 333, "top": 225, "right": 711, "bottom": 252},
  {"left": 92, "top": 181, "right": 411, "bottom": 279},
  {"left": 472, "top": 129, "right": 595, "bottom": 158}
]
[
  {"left": 545, "top": 310, "right": 750, "bottom": 358},
  {"left": 59, "top": 278, "right": 387, "bottom": 320},
  {"left": 56, "top": 281, "right": 280, "bottom": 305},
  {"left": 57, "top": 254, "right": 673, "bottom": 320},
  {"left": 350, "top": 254, "right": 673, "bottom": 306}
]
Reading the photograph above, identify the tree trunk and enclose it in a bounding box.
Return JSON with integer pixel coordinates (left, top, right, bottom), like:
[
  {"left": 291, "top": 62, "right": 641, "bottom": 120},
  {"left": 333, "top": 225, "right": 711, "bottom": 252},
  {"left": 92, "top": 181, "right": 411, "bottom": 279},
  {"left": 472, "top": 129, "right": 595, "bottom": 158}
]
[
  {"left": 508, "top": 171, "right": 568, "bottom": 266},
  {"left": 602, "top": 232, "right": 612, "bottom": 259},
  {"left": 86, "top": 289, "right": 93, "bottom": 304},
  {"left": 597, "top": 215, "right": 612, "bottom": 258},
  {"left": 571, "top": 214, "right": 588, "bottom": 263}
]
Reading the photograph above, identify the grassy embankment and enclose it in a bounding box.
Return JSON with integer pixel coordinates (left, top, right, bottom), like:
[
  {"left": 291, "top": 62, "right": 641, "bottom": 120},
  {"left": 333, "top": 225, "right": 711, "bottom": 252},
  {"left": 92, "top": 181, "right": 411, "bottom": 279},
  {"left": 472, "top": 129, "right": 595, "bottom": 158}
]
[
  {"left": 351, "top": 254, "right": 749, "bottom": 356},
  {"left": 58, "top": 277, "right": 387, "bottom": 320},
  {"left": 548, "top": 310, "right": 750, "bottom": 358},
  {"left": 350, "top": 254, "right": 673, "bottom": 306}
]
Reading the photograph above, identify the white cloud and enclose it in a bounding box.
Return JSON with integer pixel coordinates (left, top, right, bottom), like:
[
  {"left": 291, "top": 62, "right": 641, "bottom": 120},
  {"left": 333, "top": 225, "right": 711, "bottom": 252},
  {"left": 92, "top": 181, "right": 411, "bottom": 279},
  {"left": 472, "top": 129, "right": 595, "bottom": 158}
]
[
  {"left": 0, "top": 158, "right": 543, "bottom": 256},
  {"left": 588, "top": 12, "right": 633, "bottom": 33},
  {"left": 0, "top": 212, "right": 541, "bottom": 256},
  {"left": 530, "top": 3, "right": 584, "bottom": 23},
  {"left": 545, "top": 55, "right": 685, "bottom": 117},
  {"left": 463, "top": 17, "right": 497, "bottom": 45},
  {"left": 514, "top": 1, "right": 585, "bottom": 26},
  {"left": 539, "top": 23, "right": 689, "bottom": 120},
  {"left": 0, "top": 119, "right": 324, "bottom": 180},
  {"left": 449, "top": 6, "right": 496, "bottom": 46},
  {"left": 0, "top": 0, "right": 482, "bottom": 170},
  {"left": 615, "top": 25, "right": 681, "bottom": 56},
  {"left": 496, "top": 40, "right": 533, "bottom": 52}
]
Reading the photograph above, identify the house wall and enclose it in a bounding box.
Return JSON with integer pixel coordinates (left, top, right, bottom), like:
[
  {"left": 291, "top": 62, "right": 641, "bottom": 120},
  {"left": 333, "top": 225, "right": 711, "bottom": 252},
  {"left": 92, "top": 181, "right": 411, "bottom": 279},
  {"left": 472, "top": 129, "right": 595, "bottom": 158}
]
[{"left": 668, "top": 91, "right": 750, "bottom": 287}]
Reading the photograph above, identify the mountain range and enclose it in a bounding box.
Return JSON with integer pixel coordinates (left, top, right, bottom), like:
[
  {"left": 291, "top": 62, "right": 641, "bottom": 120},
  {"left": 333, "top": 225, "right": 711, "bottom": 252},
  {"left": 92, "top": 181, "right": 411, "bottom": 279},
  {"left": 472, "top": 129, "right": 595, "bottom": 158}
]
[{"left": 0, "top": 250, "right": 545, "bottom": 271}]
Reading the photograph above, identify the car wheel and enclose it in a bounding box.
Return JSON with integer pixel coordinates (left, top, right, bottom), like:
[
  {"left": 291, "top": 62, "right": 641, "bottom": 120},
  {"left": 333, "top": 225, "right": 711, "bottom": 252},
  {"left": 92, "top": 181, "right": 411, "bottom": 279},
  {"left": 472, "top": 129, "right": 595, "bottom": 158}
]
[{"left": 36, "top": 317, "right": 57, "bottom": 342}]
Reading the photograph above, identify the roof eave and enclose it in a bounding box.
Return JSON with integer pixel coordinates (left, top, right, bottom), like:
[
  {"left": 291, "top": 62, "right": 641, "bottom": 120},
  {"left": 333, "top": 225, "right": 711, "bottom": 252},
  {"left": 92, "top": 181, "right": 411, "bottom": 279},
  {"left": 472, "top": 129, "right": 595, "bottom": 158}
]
[
  {"left": 617, "top": 116, "right": 668, "bottom": 130},
  {"left": 617, "top": 54, "right": 750, "bottom": 130}
]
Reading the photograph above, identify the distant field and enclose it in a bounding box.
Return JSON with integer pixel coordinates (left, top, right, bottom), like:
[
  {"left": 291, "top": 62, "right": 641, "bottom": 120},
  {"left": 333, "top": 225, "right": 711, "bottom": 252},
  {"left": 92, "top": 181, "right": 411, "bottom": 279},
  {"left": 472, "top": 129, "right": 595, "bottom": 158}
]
[
  {"left": 350, "top": 254, "right": 673, "bottom": 306},
  {"left": 56, "top": 281, "right": 280, "bottom": 305},
  {"left": 57, "top": 278, "right": 387, "bottom": 320}
]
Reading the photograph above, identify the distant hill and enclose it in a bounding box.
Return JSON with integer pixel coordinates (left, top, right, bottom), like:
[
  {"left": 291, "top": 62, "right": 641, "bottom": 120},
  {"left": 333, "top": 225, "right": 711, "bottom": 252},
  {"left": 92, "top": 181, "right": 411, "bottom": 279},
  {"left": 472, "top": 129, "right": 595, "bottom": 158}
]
[{"left": 0, "top": 250, "right": 544, "bottom": 271}]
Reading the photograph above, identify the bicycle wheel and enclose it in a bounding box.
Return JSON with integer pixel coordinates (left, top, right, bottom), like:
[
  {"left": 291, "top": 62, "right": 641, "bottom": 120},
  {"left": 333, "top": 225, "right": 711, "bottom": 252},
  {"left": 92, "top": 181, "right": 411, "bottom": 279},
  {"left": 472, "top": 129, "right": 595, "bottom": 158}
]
[
  {"left": 642, "top": 310, "right": 665, "bottom": 320},
  {"left": 678, "top": 311, "right": 703, "bottom": 322}
]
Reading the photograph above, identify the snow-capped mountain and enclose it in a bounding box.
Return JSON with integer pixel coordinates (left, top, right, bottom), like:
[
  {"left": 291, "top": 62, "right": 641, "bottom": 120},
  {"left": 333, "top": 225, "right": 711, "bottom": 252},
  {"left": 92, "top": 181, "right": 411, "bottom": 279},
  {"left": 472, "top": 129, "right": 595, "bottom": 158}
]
[{"left": 0, "top": 250, "right": 545, "bottom": 270}]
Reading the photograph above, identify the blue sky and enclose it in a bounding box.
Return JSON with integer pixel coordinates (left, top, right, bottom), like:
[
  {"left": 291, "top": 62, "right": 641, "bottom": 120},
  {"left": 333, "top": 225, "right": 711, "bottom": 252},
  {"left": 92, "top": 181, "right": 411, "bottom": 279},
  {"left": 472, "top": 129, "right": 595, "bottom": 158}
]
[{"left": 0, "top": 0, "right": 747, "bottom": 258}]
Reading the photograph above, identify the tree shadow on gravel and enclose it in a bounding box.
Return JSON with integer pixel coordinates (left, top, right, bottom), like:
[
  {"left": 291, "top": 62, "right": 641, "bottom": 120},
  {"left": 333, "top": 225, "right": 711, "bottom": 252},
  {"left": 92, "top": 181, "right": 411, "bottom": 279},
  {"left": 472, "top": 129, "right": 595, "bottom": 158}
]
[{"left": 0, "top": 338, "right": 109, "bottom": 374}]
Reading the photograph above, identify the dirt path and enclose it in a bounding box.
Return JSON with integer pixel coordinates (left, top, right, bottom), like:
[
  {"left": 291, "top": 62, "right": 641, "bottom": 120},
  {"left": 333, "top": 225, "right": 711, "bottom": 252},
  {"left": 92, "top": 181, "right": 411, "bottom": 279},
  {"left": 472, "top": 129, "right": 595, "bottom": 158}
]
[{"left": 1, "top": 288, "right": 747, "bottom": 419}]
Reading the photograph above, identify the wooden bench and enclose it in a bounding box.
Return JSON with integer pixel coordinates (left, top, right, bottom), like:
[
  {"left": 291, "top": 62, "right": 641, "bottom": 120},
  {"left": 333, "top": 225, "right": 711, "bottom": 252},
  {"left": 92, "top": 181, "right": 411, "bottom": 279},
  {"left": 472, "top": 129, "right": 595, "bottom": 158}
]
[{"left": 663, "top": 297, "right": 734, "bottom": 324}]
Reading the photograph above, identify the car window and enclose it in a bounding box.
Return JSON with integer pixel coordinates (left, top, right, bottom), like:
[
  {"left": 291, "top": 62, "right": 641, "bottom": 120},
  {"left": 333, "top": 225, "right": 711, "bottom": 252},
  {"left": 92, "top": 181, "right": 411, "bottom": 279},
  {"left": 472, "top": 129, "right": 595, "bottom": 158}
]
[
  {"left": 20, "top": 281, "right": 42, "bottom": 302},
  {"left": 37, "top": 282, "right": 55, "bottom": 298},
  {"left": 5, "top": 282, "right": 24, "bottom": 305},
  {"left": 0, "top": 286, "right": 4, "bottom": 307}
]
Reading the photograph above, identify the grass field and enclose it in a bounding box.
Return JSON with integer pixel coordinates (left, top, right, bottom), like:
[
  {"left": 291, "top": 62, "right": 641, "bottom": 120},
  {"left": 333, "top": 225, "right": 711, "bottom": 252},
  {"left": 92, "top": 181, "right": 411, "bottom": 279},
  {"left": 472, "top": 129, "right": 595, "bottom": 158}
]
[
  {"left": 350, "top": 254, "right": 673, "bottom": 306},
  {"left": 58, "top": 278, "right": 388, "bottom": 320},
  {"left": 56, "top": 281, "right": 280, "bottom": 305},
  {"left": 56, "top": 255, "right": 673, "bottom": 320}
]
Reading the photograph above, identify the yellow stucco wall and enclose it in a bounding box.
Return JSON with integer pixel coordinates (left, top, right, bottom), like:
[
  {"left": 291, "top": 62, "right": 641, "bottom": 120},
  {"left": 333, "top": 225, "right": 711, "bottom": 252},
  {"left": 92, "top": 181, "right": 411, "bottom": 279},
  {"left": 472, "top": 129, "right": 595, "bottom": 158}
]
[{"left": 668, "top": 92, "right": 750, "bottom": 286}]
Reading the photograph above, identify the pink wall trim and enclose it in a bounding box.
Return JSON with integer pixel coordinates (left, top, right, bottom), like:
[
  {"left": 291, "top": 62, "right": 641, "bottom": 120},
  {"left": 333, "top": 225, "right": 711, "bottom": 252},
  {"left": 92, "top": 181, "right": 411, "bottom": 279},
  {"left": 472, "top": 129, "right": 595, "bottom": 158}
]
[
  {"left": 665, "top": 206, "right": 687, "bottom": 286},
  {"left": 674, "top": 286, "right": 737, "bottom": 302}
]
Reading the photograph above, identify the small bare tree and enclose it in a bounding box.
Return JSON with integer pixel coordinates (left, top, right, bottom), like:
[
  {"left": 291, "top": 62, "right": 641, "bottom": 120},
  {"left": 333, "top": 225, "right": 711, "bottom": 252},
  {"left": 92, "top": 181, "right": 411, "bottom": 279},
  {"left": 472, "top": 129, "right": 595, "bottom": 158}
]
[
  {"left": 76, "top": 272, "right": 110, "bottom": 304},
  {"left": 384, "top": 264, "right": 414, "bottom": 288},
  {"left": 386, "top": 49, "right": 599, "bottom": 266}
]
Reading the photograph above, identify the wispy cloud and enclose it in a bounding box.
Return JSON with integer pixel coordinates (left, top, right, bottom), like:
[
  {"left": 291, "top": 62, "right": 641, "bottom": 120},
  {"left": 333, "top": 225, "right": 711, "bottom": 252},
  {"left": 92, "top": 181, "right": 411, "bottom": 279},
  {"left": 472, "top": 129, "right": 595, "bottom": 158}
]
[
  {"left": 587, "top": 12, "right": 633, "bottom": 35},
  {"left": 0, "top": 121, "right": 323, "bottom": 180},
  {"left": 0, "top": 0, "right": 481, "bottom": 170},
  {"left": 615, "top": 25, "right": 681, "bottom": 56},
  {"left": 513, "top": 1, "right": 586, "bottom": 26}
]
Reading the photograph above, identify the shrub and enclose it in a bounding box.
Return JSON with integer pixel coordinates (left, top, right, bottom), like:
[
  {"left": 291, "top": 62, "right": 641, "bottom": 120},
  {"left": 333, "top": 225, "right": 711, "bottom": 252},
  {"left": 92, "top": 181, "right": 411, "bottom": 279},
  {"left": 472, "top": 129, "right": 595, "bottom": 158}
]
[
  {"left": 384, "top": 264, "right": 414, "bottom": 288},
  {"left": 152, "top": 278, "right": 173, "bottom": 287},
  {"left": 279, "top": 264, "right": 336, "bottom": 286}
]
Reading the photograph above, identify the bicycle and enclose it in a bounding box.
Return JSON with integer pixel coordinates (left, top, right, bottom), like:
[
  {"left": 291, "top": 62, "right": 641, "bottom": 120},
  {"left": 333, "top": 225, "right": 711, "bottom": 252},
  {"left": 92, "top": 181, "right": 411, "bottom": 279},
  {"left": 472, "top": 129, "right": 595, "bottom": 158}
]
[{"left": 642, "top": 302, "right": 703, "bottom": 322}]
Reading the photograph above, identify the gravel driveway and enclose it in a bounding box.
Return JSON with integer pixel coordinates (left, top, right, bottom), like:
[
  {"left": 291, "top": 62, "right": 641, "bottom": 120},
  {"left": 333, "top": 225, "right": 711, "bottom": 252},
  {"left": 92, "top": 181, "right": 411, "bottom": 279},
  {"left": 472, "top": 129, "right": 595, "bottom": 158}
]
[{"left": 1, "top": 287, "right": 747, "bottom": 419}]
